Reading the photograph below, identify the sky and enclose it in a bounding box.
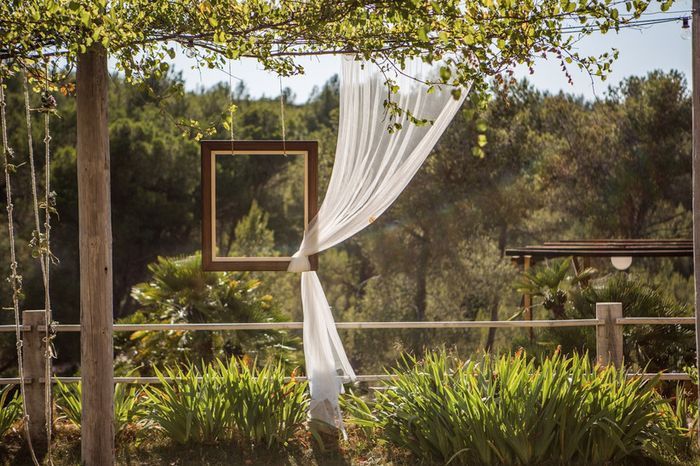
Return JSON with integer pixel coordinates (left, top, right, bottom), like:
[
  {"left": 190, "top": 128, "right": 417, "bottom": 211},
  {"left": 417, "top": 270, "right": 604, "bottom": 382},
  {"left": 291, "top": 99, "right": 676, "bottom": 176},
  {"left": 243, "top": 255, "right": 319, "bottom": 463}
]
[{"left": 167, "top": 1, "right": 694, "bottom": 104}]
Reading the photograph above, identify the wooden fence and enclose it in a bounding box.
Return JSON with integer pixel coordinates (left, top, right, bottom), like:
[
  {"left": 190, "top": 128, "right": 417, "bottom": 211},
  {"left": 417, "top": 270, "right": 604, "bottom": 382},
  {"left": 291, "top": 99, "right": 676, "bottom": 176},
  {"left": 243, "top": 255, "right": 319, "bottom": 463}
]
[{"left": 0, "top": 302, "right": 696, "bottom": 443}]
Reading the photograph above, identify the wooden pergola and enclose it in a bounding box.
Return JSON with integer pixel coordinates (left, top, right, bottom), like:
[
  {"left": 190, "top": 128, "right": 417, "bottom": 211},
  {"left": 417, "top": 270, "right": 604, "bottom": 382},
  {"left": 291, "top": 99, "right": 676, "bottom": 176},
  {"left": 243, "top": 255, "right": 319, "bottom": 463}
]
[
  {"left": 506, "top": 239, "right": 693, "bottom": 263},
  {"left": 505, "top": 239, "right": 693, "bottom": 332}
]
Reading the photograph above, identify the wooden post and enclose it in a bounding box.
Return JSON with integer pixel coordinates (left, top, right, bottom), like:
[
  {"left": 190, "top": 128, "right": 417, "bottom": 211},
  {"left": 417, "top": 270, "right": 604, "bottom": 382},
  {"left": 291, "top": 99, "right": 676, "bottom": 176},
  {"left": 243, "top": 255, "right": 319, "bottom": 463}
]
[
  {"left": 77, "top": 45, "right": 114, "bottom": 465},
  {"left": 22, "top": 310, "right": 47, "bottom": 456},
  {"left": 691, "top": 0, "right": 700, "bottom": 445},
  {"left": 595, "top": 302, "right": 623, "bottom": 368}
]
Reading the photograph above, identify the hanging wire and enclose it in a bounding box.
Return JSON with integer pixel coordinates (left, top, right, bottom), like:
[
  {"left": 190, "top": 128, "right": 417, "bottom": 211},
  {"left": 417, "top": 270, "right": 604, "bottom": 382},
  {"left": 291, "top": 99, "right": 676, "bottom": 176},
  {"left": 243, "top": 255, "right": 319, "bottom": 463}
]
[
  {"left": 1, "top": 74, "right": 41, "bottom": 466},
  {"left": 560, "top": 15, "right": 687, "bottom": 34}
]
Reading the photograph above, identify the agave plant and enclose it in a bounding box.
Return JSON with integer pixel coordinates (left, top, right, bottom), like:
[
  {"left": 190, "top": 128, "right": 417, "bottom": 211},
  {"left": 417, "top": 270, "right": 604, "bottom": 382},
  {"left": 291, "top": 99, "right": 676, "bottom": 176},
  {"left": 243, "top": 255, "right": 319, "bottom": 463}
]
[
  {"left": 0, "top": 385, "right": 21, "bottom": 437},
  {"left": 143, "top": 358, "right": 308, "bottom": 447},
  {"left": 344, "top": 350, "right": 690, "bottom": 466},
  {"left": 55, "top": 379, "right": 147, "bottom": 437}
]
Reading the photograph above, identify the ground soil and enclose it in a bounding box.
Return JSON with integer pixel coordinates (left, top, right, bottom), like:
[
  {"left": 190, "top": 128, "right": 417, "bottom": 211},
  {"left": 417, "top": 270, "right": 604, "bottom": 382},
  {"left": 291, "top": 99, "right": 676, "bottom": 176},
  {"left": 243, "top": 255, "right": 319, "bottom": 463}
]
[{"left": 0, "top": 420, "right": 412, "bottom": 466}]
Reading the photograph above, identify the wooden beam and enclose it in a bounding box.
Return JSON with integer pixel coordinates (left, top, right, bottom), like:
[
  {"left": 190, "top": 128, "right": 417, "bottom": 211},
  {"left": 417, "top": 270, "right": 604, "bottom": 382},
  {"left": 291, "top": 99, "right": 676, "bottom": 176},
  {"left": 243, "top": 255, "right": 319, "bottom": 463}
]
[
  {"left": 77, "top": 45, "right": 114, "bottom": 465},
  {"left": 504, "top": 248, "right": 692, "bottom": 258}
]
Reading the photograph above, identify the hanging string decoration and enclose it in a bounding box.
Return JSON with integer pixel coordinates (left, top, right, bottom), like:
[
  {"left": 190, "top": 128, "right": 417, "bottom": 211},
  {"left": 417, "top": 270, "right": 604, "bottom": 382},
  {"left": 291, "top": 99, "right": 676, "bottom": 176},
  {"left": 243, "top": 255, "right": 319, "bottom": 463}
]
[
  {"left": 0, "top": 60, "right": 57, "bottom": 464},
  {"left": 279, "top": 75, "right": 287, "bottom": 156},
  {"left": 23, "top": 65, "right": 58, "bottom": 461},
  {"left": 23, "top": 69, "right": 55, "bottom": 461},
  {"left": 41, "top": 59, "right": 57, "bottom": 461},
  {"left": 1, "top": 74, "right": 41, "bottom": 466}
]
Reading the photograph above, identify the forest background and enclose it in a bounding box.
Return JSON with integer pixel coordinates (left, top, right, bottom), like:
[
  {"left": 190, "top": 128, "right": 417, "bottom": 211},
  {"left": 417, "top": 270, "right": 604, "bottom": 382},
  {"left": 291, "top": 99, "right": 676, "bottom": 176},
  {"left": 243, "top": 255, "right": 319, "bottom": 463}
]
[{"left": 0, "top": 68, "right": 693, "bottom": 377}]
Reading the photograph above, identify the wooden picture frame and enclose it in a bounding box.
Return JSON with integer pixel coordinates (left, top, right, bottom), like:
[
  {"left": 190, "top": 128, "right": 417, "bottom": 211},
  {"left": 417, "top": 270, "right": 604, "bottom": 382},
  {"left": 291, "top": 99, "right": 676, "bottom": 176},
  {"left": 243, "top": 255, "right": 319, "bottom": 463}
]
[{"left": 201, "top": 140, "right": 318, "bottom": 271}]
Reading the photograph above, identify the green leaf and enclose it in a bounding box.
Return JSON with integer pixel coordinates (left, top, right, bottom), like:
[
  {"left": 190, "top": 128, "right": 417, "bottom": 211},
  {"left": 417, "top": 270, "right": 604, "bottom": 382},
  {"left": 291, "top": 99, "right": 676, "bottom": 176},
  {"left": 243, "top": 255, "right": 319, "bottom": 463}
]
[
  {"left": 417, "top": 26, "right": 428, "bottom": 42},
  {"left": 439, "top": 66, "right": 452, "bottom": 81}
]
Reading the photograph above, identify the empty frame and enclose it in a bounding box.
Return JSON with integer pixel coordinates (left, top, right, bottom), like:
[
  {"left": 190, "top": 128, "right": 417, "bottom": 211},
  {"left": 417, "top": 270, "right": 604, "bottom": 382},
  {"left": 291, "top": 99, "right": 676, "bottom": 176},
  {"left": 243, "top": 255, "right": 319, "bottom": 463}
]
[{"left": 201, "top": 140, "right": 318, "bottom": 271}]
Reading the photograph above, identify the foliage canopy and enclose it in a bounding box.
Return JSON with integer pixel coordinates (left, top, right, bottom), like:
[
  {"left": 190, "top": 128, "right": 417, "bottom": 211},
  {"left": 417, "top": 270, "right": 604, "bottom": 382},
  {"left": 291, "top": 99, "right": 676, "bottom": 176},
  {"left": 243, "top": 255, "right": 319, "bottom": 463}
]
[{"left": 0, "top": 0, "right": 671, "bottom": 113}]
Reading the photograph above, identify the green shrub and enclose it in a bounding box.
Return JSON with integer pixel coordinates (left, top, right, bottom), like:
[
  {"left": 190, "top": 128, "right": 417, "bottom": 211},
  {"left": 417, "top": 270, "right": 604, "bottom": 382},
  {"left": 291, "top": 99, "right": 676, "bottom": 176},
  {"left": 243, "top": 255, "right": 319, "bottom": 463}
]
[
  {"left": 570, "top": 274, "right": 695, "bottom": 372},
  {"left": 216, "top": 359, "right": 308, "bottom": 448},
  {"left": 118, "top": 253, "right": 302, "bottom": 372},
  {"left": 55, "top": 380, "right": 147, "bottom": 437},
  {"left": 0, "top": 385, "right": 21, "bottom": 437},
  {"left": 144, "top": 358, "right": 308, "bottom": 447},
  {"left": 143, "top": 364, "right": 222, "bottom": 444},
  {"left": 344, "top": 350, "right": 690, "bottom": 466}
]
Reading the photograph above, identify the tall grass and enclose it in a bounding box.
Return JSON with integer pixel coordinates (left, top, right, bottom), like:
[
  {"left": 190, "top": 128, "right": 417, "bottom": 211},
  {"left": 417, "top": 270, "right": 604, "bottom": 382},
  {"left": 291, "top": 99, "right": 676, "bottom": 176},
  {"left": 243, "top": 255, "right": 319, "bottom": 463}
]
[
  {"left": 144, "top": 358, "right": 308, "bottom": 447},
  {"left": 344, "top": 350, "right": 690, "bottom": 466},
  {"left": 55, "top": 380, "right": 147, "bottom": 437},
  {"left": 0, "top": 385, "right": 21, "bottom": 437}
]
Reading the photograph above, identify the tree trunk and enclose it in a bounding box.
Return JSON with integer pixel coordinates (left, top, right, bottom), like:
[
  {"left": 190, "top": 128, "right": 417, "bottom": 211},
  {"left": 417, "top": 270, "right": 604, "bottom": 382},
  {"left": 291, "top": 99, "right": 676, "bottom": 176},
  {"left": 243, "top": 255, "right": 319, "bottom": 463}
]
[
  {"left": 484, "top": 298, "right": 500, "bottom": 352},
  {"left": 413, "top": 234, "right": 429, "bottom": 353},
  {"left": 414, "top": 245, "right": 428, "bottom": 322},
  {"left": 77, "top": 45, "right": 114, "bottom": 465},
  {"left": 497, "top": 223, "right": 508, "bottom": 255},
  {"left": 692, "top": 0, "right": 700, "bottom": 446},
  {"left": 488, "top": 223, "right": 508, "bottom": 350}
]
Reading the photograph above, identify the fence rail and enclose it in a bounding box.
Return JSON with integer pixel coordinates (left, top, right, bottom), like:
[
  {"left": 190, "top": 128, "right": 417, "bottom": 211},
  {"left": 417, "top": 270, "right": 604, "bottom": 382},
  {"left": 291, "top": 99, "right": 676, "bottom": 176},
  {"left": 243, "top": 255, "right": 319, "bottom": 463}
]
[
  {"left": 0, "top": 306, "right": 696, "bottom": 397},
  {"left": 0, "top": 319, "right": 605, "bottom": 333},
  {"left": 0, "top": 316, "right": 694, "bottom": 334},
  {"left": 0, "top": 372, "right": 692, "bottom": 385}
]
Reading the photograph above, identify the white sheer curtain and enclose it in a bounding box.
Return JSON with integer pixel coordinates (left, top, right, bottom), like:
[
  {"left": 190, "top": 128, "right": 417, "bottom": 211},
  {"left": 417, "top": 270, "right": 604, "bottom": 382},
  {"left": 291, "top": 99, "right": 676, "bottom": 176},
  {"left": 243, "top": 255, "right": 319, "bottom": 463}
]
[{"left": 288, "top": 56, "right": 469, "bottom": 428}]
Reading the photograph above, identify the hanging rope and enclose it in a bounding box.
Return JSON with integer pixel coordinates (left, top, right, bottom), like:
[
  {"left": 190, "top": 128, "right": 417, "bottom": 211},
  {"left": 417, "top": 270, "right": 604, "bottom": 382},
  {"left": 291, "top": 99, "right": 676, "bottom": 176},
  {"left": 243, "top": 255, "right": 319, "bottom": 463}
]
[
  {"left": 1, "top": 74, "right": 41, "bottom": 466},
  {"left": 41, "top": 57, "right": 55, "bottom": 462},
  {"left": 22, "top": 71, "right": 56, "bottom": 462},
  {"left": 279, "top": 75, "right": 287, "bottom": 156},
  {"left": 228, "top": 59, "right": 235, "bottom": 155}
]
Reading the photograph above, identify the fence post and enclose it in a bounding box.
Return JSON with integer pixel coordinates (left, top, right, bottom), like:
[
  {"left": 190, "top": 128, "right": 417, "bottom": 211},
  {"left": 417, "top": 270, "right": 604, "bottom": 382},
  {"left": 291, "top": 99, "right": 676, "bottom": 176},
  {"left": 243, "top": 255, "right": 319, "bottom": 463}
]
[
  {"left": 595, "top": 302, "right": 623, "bottom": 368},
  {"left": 22, "top": 310, "right": 47, "bottom": 453}
]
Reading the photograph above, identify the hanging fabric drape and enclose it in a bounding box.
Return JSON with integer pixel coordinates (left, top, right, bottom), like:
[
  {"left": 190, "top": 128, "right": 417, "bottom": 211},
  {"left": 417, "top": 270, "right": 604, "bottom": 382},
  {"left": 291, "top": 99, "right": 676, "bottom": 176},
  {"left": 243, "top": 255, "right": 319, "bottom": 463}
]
[{"left": 288, "top": 56, "right": 469, "bottom": 428}]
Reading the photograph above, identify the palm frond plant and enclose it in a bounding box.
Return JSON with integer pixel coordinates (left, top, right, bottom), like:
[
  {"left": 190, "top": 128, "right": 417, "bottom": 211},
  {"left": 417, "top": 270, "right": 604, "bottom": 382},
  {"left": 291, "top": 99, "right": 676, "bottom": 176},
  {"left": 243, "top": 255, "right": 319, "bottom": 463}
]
[
  {"left": 514, "top": 257, "right": 596, "bottom": 319},
  {"left": 344, "top": 350, "right": 690, "bottom": 466},
  {"left": 116, "top": 253, "right": 301, "bottom": 372},
  {"left": 0, "top": 385, "right": 21, "bottom": 437},
  {"left": 570, "top": 274, "right": 695, "bottom": 372}
]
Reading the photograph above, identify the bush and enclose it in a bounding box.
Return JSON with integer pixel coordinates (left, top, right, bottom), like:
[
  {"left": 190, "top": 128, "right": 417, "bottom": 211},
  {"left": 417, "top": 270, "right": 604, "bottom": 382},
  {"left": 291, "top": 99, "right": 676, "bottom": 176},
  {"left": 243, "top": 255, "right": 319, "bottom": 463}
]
[
  {"left": 0, "top": 385, "right": 21, "bottom": 437},
  {"left": 55, "top": 380, "right": 147, "bottom": 437},
  {"left": 570, "top": 274, "right": 695, "bottom": 372},
  {"left": 344, "top": 350, "right": 690, "bottom": 466},
  {"left": 118, "top": 253, "right": 302, "bottom": 372},
  {"left": 144, "top": 358, "right": 308, "bottom": 448}
]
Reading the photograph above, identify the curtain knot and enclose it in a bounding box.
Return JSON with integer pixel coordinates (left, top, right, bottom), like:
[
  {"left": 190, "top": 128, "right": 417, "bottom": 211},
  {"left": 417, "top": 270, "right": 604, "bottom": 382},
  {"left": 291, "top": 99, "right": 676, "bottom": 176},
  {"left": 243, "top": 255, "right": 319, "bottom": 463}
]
[{"left": 288, "top": 251, "right": 311, "bottom": 272}]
